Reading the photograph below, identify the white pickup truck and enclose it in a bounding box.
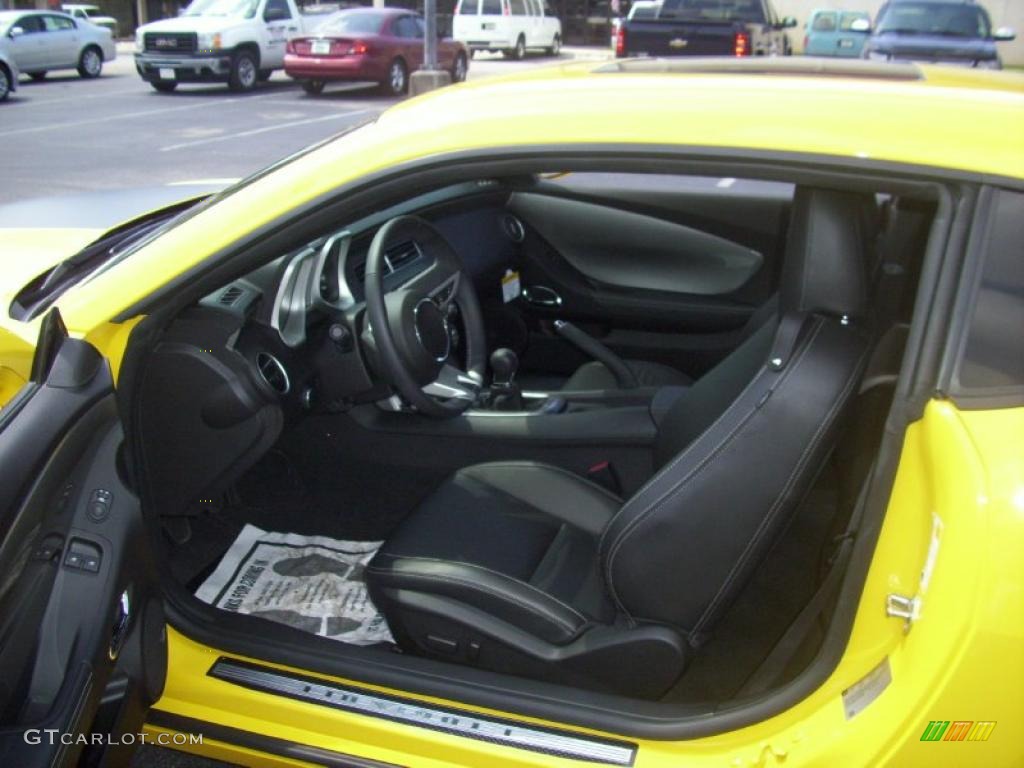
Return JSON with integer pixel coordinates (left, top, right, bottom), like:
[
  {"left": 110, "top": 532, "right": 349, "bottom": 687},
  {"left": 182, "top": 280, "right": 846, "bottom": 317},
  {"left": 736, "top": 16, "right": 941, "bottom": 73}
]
[{"left": 134, "top": 0, "right": 325, "bottom": 93}]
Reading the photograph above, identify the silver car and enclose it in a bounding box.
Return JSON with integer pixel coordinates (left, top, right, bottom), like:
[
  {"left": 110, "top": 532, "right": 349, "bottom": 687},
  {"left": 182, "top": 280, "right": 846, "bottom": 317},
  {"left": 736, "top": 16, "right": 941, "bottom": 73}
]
[
  {"left": 0, "top": 35, "right": 19, "bottom": 101},
  {"left": 0, "top": 10, "right": 116, "bottom": 82}
]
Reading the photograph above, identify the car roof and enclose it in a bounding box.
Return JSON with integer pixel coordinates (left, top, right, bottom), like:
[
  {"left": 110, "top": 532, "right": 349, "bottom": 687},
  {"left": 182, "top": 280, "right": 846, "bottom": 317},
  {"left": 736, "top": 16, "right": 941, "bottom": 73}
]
[{"left": 369, "top": 58, "right": 1024, "bottom": 179}]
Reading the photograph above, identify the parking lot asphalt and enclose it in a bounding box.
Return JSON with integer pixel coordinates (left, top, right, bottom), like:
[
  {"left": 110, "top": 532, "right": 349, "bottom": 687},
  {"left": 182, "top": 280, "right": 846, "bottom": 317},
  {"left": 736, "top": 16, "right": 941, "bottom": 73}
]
[{"left": 1, "top": 47, "right": 602, "bottom": 205}]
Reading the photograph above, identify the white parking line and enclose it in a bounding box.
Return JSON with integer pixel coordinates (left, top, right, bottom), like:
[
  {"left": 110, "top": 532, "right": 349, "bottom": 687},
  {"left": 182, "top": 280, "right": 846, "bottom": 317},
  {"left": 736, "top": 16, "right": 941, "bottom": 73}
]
[
  {"left": 4, "top": 90, "right": 295, "bottom": 138},
  {"left": 159, "top": 109, "right": 374, "bottom": 151},
  {"left": 15, "top": 86, "right": 145, "bottom": 106}
]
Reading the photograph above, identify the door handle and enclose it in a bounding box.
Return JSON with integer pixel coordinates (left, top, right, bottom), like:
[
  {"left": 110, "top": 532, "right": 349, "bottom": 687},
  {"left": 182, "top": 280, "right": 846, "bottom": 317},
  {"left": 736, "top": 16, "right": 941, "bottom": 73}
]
[{"left": 522, "top": 285, "right": 562, "bottom": 307}]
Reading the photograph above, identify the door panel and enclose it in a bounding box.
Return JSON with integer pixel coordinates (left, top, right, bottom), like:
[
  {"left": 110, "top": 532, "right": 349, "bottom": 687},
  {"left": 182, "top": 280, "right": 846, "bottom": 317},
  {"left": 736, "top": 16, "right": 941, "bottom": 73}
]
[
  {"left": 0, "top": 311, "right": 163, "bottom": 767},
  {"left": 504, "top": 175, "right": 791, "bottom": 380},
  {"left": 512, "top": 193, "right": 764, "bottom": 296}
]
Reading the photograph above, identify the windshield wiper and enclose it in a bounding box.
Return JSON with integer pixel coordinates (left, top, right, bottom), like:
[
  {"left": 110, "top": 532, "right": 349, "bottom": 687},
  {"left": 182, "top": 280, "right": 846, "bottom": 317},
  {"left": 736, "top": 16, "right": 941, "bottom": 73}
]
[{"left": 878, "top": 27, "right": 924, "bottom": 35}]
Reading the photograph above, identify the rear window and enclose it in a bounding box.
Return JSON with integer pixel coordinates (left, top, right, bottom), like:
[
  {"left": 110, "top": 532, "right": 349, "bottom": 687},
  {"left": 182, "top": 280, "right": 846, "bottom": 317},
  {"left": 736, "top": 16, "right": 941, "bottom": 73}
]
[
  {"left": 455, "top": 0, "right": 476, "bottom": 14},
  {"left": 482, "top": 0, "right": 502, "bottom": 14},
  {"left": 659, "top": 0, "right": 766, "bottom": 23},
  {"left": 876, "top": 2, "right": 991, "bottom": 38},
  {"left": 839, "top": 11, "right": 868, "bottom": 31},
  {"left": 315, "top": 11, "right": 385, "bottom": 34},
  {"left": 811, "top": 12, "right": 836, "bottom": 32},
  {"left": 509, "top": 0, "right": 527, "bottom": 15}
]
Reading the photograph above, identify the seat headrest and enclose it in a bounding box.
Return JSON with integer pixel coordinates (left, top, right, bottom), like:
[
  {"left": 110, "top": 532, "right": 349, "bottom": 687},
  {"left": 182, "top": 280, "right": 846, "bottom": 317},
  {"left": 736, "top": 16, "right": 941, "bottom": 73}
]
[{"left": 780, "top": 187, "right": 874, "bottom": 319}]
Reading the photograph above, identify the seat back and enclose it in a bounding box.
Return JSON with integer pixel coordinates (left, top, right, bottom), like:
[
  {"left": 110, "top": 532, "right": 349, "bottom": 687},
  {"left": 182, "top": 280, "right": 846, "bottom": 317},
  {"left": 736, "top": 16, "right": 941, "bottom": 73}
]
[{"left": 600, "top": 188, "right": 874, "bottom": 639}]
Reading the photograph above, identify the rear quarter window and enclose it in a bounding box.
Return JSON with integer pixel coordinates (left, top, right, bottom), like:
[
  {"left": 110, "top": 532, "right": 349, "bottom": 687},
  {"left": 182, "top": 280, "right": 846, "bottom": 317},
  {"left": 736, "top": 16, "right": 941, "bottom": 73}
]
[{"left": 950, "top": 188, "right": 1024, "bottom": 404}]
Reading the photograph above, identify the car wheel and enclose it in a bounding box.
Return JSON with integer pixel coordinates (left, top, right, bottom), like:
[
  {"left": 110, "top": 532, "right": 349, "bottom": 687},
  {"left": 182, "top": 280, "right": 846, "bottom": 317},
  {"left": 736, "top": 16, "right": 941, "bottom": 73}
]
[
  {"left": 302, "top": 79, "right": 325, "bottom": 95},
  {"left": 78, "top": 46, "right": 103, "bottom": 79},
  {"left": 151, "top": 81, "right": 178, "bottom": 93},
  {"left": 382, "top": 58, "right": 407, "bottom": 96},
  {"left": 451, "top": 52, "right": 468, "bottom": 83},
  {"left": 258, "top": 68, "right": 273, "bottom": 82},
  {"left": 0, "top": 65, "right": 10, "bottom": 102},
  {"left": 30, "top": 71, "right": 47, "bottom": 82},
  {"left": 508, "top": 35, "right": 526, "bottom": 60},
  {"left": 229, "top": 49, "right": 259, "bottom": 92},
  {"left": 546, "top": 35, "right": 561, "bottom": 56}
]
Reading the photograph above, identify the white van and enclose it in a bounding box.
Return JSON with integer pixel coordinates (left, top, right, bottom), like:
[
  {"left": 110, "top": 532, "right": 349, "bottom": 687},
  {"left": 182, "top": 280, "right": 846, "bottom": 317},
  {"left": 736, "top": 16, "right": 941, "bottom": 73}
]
[{"left": 453, "top": 0, "right": 562, "bottom": 59}]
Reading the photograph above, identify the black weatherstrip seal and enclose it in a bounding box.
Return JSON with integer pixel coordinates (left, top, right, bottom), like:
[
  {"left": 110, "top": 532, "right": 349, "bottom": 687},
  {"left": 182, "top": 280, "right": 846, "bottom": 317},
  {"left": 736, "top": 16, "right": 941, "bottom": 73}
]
[
  {"left": 147, "top": 709, "right": 403, "bottom": 768},
  {"left": 206, "top": 657, "right": 639, "bottom": 766}
]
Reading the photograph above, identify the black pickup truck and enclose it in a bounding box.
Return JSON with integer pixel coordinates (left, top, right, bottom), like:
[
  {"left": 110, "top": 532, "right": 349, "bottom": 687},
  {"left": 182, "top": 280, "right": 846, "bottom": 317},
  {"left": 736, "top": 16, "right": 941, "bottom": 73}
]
[{"left": 615, "top": 0, "right": 797, "bottom": 59}]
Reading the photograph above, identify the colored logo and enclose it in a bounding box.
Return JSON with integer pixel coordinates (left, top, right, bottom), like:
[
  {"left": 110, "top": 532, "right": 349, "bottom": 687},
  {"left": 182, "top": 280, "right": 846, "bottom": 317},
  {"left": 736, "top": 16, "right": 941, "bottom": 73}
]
[{"left": 920, "top": 721, "right": 996, "bottom": 742}]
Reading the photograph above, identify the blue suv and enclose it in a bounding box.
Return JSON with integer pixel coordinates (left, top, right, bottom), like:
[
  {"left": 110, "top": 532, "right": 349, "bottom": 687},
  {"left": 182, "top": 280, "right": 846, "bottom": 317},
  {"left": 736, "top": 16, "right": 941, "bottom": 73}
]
[{"left": 862, "top": 0, "right": 1015, "bottom": 69}]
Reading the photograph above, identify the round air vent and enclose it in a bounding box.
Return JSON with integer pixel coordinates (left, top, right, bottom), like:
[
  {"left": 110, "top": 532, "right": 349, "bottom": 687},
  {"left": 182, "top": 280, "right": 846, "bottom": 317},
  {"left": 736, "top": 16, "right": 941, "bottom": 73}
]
[
  {"left": 502, "top": 214, "right": 526, "bottom": 243},
  {"left": 256, "top": 352, "right": 290, "bottom": 395}
]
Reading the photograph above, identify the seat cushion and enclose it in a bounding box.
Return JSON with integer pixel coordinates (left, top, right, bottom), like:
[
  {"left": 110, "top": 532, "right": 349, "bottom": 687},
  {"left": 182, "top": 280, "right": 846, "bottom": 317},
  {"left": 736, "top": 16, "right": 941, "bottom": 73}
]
[
  {"left": 563, "top": 359, "right": 693, "bottom": 391},
  {"left": 367, "top": 462, "right": 621, "bottom": 645}
]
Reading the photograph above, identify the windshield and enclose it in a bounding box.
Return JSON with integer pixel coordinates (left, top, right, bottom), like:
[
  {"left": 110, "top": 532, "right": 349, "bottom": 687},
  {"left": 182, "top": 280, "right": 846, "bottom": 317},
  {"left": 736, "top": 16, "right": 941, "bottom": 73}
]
[
  {"left": 876, "top": 2, "right": 991, "bottom": 37},
  {"left": 182, "top": 0, "right": 259, "bottom": 18},
  {"left": 658, "top": 0, "right": 766, "bottom": 23},
  {"left": 315, "top": 11, "right": 385, "bottom": 35}
]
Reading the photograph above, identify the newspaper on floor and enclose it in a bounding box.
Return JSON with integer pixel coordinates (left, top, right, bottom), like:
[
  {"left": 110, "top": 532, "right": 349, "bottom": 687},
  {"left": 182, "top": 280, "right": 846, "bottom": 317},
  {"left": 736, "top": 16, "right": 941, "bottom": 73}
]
[{"left": 195, "top": 523, "right": 393, "bottom": 646}]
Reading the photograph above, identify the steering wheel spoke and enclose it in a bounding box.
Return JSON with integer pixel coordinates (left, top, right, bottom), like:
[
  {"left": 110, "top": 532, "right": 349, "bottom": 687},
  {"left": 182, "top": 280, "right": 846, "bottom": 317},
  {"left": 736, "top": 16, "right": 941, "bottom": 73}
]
[{"left": 422, "top": 364, "right": 483, "bottom": 403}]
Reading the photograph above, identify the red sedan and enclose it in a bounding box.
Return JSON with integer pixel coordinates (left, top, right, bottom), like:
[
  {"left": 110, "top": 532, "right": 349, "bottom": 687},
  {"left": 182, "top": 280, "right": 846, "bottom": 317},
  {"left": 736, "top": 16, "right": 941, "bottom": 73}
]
[{"left": 285, "top": 9, "right": 469, "bottom": 96}]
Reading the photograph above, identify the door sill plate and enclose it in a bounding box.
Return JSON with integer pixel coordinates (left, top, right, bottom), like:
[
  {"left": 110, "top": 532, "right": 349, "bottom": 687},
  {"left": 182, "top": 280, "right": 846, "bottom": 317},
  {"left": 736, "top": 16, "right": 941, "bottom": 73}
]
[{"left": 208, "top": 658, "right": 638, "bottom": 766}]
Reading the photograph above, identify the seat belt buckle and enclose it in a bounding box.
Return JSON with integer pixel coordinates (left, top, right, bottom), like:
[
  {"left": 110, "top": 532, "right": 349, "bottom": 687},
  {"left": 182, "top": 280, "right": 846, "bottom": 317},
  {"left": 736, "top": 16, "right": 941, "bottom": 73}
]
[{"left": 587, "top": 460, "right": 621, "bottom": 495}]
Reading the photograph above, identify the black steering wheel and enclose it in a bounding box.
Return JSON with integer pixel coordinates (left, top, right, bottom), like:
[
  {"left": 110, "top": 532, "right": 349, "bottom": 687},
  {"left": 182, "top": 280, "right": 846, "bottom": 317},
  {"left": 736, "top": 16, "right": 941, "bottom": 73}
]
[{"left": 363, "top": 215, "right": 487, "bottom": 418}]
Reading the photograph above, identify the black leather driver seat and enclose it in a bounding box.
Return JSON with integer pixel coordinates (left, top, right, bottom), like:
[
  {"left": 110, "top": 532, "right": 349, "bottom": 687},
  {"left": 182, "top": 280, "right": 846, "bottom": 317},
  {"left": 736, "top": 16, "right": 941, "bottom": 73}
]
[{"left": 367, "top": 187, "right": 875, "bottom": 698}]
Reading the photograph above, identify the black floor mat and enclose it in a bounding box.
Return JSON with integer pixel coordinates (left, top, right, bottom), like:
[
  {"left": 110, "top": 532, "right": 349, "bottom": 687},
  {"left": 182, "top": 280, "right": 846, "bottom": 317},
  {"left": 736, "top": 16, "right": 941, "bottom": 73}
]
[{"left": 166, "top": 421, "right": 447, "bottom": 589}]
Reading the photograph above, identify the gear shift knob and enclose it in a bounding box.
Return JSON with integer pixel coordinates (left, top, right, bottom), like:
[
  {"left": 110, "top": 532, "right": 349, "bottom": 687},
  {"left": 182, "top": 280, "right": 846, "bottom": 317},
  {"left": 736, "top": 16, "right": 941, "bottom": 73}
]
[{"left": 490, "top": 348, "right": 519, "bottom": 386}]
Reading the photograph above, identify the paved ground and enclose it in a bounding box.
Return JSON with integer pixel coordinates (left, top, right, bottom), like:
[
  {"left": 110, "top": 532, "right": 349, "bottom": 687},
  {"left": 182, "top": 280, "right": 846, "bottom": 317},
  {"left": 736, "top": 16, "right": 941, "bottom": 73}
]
[{"left": 1, "top": 46, "right": 608, "bottom": 205}]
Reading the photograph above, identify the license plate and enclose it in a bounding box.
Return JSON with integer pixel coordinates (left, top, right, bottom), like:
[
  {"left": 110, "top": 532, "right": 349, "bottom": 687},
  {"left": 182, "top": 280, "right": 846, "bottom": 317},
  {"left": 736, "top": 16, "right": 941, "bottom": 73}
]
[
  {"left": 482, "top": 22, "right": 495, "bottom": 30},
  {"left": 311, "top": 40, "right": 331, "bottom": 55},
  {"left": 158, "top": 67, "right": 175, "bottom": 80},
  {"left": 839, "top": 39, "right": 854, "bottom": 48}
]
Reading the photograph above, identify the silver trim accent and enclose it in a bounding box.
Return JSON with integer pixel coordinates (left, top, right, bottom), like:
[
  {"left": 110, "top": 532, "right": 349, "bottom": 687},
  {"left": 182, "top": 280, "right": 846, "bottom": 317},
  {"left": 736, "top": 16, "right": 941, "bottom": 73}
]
[
  {"left": 270, "top": 246, "right": 320, "bottom": 347},
  {"left": 314, "top": 230, "right": 356, "bottom": 311},
  {"left": 502, "top": 213, "right": 526, "bottom": 243},
  {"left": 209, "top": 660, "right": 637, "bottom": 766},
  {"left": 109, "top": 591, "right": 131, "bottom": 661},
  {"left": 413, "top": 298, "right": 451, "bottom": 363},
  {"left": 256, "top": 352, "right": 291, "bottom": 395}
]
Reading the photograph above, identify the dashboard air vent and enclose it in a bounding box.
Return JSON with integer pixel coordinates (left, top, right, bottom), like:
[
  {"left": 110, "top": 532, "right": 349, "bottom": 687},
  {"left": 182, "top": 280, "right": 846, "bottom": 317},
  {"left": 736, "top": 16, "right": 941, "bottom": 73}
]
[
  {"left": 255, "top": 352, "right": 290, "bottom": 395},
  {"left": 354, "top": 241, "right": 424, "bottom": 283},
  {"left": 219, "top": 285, "right": 244, "bottom": 306}
]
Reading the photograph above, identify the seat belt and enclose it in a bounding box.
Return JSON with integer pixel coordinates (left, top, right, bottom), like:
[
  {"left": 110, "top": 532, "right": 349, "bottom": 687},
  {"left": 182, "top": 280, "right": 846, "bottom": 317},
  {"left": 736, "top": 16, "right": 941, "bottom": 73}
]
[{"left": 735, "top": 475, "right": 870, "bottom": 698}]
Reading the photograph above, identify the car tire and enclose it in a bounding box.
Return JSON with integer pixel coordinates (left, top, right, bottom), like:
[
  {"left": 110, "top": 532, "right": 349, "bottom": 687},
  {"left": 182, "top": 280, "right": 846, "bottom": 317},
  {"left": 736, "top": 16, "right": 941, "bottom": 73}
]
[
  {"left": 228, "top": 49, "right": 259, "bottom": 92},
  {"left": 258, "top": 68, "right": 273, "bottom": 82},
  {"left": 77, "top": 46, "right": 103, "bottom": 79},
  {"left": 545, "top": 35, "right": 561, "bottom": 56},
  {"left": 0, "top": 65, "right": 10, "bottom": 102},
  {"left": 382, "top": 58, "right": 407, "bottom": 96},
  {"left": 505, "top": 35, "right": 526, "bottom": 60},
  {"left": 151, "top": 81, "right": 178, "bottom": 93},
  {"left": 30, "top": 71, "right": 48, "bottom": 81},
  {"left": 451, "top": 52, "right": 468, "bottom": 83},
  {"left": 302, "top": 79, "right": 325, "bottom": 95}
]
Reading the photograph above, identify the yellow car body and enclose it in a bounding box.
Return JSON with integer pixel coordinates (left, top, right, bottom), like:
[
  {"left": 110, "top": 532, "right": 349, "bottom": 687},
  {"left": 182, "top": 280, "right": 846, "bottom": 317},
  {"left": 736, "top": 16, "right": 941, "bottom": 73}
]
[{"left": 1, "top": 59, "right": 1022, "bottom": 767}]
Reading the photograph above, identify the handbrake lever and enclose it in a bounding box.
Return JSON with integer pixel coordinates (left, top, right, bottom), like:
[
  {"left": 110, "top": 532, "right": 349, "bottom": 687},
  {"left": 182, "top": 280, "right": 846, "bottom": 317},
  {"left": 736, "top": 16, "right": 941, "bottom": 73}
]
[{"left": 553, "top": 320, "right": 638, "bottom": 389}]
